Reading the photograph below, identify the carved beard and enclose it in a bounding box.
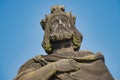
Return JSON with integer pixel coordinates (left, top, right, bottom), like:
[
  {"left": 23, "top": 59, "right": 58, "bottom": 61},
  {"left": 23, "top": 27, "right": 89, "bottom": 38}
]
[
  {"left": 49, "top": 16, "right": 74, "bottom": 43},
  {"left": 50, "top": 20, "right": 73, "bottom": 42}
]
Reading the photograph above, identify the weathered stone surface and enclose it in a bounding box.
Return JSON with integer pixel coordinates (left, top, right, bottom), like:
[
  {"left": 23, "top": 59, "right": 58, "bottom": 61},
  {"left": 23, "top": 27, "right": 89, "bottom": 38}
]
[{"left": 14, "top": 5, "right": 114, "bottom": 80}]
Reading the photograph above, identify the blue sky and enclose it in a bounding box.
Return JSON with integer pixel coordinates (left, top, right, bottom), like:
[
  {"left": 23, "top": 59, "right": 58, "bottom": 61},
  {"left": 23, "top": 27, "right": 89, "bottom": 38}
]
[{"left": 0, "top": 0, "right": 120, "bottom": 80}]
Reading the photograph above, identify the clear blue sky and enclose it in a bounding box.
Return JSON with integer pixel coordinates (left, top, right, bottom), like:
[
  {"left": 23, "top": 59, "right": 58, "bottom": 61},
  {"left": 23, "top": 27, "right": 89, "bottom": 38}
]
[{"left": 0, "top": 0, "right": 120, "bottom": 80}]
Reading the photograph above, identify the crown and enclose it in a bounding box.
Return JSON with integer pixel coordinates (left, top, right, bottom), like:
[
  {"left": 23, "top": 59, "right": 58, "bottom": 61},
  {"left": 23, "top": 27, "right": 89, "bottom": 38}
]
[
  {"left": 51, "top": 5, "right": 65, "bottom": 13},
  {"left": 40, "top": 5, "right": 76, "bottom": 30}
]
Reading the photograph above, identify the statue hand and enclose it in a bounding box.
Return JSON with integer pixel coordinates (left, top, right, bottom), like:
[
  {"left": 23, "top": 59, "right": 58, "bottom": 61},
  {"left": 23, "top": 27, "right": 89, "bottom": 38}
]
[{"left": 54, "top": 59, "right": 80, "bottom": 72}]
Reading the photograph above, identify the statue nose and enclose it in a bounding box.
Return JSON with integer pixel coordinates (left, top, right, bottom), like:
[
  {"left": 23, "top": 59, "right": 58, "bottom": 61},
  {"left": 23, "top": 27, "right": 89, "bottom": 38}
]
[
  {"left": 58, "top": 21, "right": 65, "bottom": 27},
  {"left": 58, "top": 19, "right": 62, "bottom": 25},
  {"left": 59, "top": 19, "right": 62, "bottom": 24}
]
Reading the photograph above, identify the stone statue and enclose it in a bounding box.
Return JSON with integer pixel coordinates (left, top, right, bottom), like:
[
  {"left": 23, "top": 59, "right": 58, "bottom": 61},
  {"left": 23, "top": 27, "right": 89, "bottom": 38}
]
[{"left": 14, "top": 5, "right": 114, "bottom": 80}]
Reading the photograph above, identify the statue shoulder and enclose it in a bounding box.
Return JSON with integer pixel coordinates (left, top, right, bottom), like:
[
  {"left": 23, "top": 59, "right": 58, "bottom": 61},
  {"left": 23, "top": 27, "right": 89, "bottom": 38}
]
[
  {"left": 14, "top": 55, "right": 46, "bottom": 80},
  {"left": 18, "top": 55, "right": 44, "bottom": 74},
  {"left": 76, "top": 50, "right": 94, "bottom": 57},
  {"left": 76, "top": 50, "right": 105, "bottom": 62}
]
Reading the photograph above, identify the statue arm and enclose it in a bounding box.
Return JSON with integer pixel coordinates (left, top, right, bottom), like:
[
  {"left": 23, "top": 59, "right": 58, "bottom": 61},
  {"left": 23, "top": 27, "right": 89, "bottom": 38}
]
[
  {"left": 15, "top": 62, "right": 57, "bottom": 80},
  {"left": 14, "top": 59, "right": 79, "bottom": 80}
]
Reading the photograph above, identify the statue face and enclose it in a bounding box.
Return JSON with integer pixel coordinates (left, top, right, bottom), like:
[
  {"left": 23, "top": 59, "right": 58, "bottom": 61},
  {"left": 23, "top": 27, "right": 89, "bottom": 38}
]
[
  {"left": 50, "top": 16, "right": 71, "bottom": 32},
  {"left": 50, "top": 15, "right": 73, "bottom": 42}
]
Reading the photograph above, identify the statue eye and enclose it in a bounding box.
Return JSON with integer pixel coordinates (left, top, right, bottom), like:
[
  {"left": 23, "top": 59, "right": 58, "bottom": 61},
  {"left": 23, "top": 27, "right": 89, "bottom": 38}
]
[{"left": 55, "top": 19, "right": 59, "bottom": 23}]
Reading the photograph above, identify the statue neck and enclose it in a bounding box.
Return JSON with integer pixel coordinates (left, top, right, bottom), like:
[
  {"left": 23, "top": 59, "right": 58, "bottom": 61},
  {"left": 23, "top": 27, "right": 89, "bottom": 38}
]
[{"left": 52, "top": 41, "right": 74, "bottom": 54}]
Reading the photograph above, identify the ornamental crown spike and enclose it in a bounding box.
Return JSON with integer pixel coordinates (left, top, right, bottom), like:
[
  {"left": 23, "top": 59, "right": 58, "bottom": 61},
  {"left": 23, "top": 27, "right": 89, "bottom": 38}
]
[{"left": 51, "top": 5, "right": 65, "bottom": 13}]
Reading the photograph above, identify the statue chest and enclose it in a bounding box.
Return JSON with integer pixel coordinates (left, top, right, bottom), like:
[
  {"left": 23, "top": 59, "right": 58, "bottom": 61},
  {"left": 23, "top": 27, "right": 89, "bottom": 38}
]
[{"left": 49, "top": 60, "right": 113, "bottom": 80}]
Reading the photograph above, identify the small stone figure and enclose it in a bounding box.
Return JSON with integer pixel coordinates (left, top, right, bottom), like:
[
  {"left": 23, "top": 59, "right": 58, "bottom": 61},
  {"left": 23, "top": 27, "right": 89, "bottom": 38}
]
[{"left": 14, "top": 5, "right": 114, "bottom": 80}]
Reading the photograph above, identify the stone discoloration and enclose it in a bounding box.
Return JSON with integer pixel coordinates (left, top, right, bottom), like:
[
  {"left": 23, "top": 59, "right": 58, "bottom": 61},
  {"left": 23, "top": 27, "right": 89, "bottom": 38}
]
[{"left": 14, "top": 5, "right": 114, "bottom": 80}]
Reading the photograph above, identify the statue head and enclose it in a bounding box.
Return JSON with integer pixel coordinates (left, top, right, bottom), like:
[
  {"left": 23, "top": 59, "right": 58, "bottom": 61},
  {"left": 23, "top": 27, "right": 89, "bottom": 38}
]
[{"left": 40, "top": 5, "right": 83, "bottom": 54}]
